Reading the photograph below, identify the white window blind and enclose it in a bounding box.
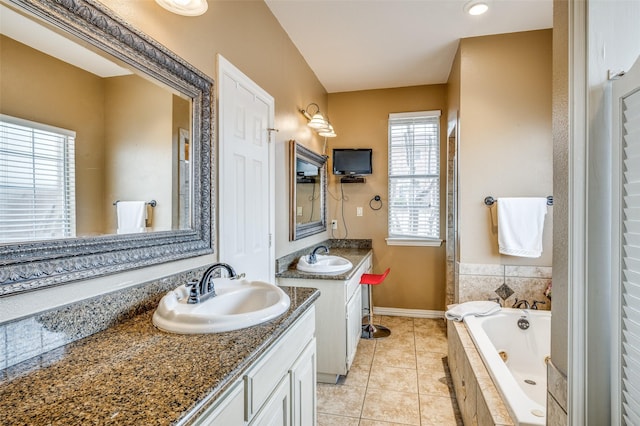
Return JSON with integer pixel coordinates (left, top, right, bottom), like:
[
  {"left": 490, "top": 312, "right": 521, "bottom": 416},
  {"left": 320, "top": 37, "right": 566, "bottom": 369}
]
[
  {"left": 620, "top": 86, "right": 640, "bottom": 425},
  {"left": 387, "top": 110, "right": 440, "bottom": 244},
  {"left": 0, "top": 114, "right": 76, "bottom": 242}
]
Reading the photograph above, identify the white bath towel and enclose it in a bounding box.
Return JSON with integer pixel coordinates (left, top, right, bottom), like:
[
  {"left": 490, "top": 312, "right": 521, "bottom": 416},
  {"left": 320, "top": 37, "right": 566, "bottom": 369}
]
[
  {"left": 116, "top": 201, "right": 146, "bottom": 234},
  {"left": 497, "top": 197, "right": 548, "bottom": 258},
  {"left": 445, "top": 301, "right": 501, "bottom": 322}
]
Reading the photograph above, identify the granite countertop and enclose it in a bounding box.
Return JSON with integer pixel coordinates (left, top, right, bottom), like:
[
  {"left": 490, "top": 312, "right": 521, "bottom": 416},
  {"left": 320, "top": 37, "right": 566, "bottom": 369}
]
[
  {"left": 0, "top": 286, "right": 320, "bottom": 425},
  {"left": 275, "top": 247, "right": 372, "bottom": 281}
]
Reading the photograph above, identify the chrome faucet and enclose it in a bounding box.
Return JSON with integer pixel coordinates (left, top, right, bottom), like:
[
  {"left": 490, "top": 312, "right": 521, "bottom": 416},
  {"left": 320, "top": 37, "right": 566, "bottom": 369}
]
[
  {"left": 185, "top": 262, "right": 239, "bottom": 304},
  {"left": 512, "top": 298, "right": 531, "bottom": 309},
  {"left": 531, "top": 300, "right": 546, "bottom": 310},
  {"left": 308, "top": 245, "right": 329, "bottom": 264}
]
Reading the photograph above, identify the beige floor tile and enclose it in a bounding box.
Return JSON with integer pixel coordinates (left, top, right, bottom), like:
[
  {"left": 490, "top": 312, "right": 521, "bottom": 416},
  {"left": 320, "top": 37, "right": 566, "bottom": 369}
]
[
  {"left": 367, "top": 365, "right": 418, "bottom": 394},
  {"left": 317, "top": 412, "right": 360, "bottom": 426},
  {"left": 418, "top": 367, "right": 455, "bottom": 398},
  {"left": 419, "top": 394, "right": 463, "bottom": 426},
  {"left": 318, "top": 315, "right": 463, "bottom": 425},
  {"left": 416, "top": 351, "right": 448, "bottom": 371},
  {"left": 342, "top": 361, "right": 371, "bottom": 387},
  {"left": 414, "top": 332, "right": 448, "bottom": 353},
  {"left": 375, "top": 332, "right": 415, "bottom": 351},
  {"left": 372, "top": 345, "right": 417, "bottom": 369},
  {"left": 361, "top": 388, "right": 420, "bottom": 425},
  {"left": 317, "top": 383, "right": 366, "bottom": 418},
  {"left": 359, "top": 419, "right": 415, "bottom": 426},
  {"left": 353, "top": 339, "right": 376, "bottom": 366}
]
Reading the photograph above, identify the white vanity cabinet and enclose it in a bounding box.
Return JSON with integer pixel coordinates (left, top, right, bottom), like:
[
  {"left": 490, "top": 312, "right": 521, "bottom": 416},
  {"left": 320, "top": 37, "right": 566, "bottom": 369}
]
[
  {"left": 278, "top": 253, "right": 371, "bottom": 383},
  {"left": 190, "top": 306, "right": 316, "bottom": 426}
]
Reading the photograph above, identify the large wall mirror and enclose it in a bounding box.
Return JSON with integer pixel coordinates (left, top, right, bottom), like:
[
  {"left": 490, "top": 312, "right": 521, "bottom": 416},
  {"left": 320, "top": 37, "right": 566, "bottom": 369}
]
[
  {"left": 0, "top": 0, "right": 214, "bottom": 295},
  {"left": 289, "top": 140, "right": 327, "bottom": 240}
]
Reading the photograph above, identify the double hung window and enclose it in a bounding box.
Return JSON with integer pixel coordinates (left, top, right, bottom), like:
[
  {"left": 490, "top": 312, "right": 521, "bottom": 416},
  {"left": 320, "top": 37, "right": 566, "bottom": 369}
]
[{"left": 387, "top": 110, "right": 441, "bottom": 246}]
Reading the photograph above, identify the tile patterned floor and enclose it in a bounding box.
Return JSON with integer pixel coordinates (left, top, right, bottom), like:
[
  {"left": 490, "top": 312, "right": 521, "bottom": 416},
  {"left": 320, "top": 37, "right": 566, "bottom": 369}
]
[{"left": 317, "top": 316, "right": 463, "bottom": 426}]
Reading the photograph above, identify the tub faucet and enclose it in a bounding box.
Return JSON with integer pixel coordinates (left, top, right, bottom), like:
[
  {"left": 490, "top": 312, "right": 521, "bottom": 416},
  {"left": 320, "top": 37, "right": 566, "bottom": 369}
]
[
  {"left": 186, "top": 262, "right": 239, "bottom": 304},
  {"left": 531, "top": 300, "right": 546, "bottom": 310},
  {"left": 512, "top": 298, "right": 530, "bottom": 309},
  {"left": 308, "top": 245, "right": 329, "bottom": 264}
]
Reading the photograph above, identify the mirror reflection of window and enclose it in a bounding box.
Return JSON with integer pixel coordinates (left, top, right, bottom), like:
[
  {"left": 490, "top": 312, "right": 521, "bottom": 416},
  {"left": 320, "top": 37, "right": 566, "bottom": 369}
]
[{"left": 0, "top": 114, "right": 76, "bottom": 242}]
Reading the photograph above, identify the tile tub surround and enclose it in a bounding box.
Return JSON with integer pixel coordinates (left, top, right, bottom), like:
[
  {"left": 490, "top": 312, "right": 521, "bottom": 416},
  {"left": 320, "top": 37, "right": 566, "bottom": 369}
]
[
  {"left": 458, "top": 262, "right": 552, "bottom": 309},
  {"left": 447, "top": 319, "right": 515, "bottom": 426},
  {"left": 547, "top": 359, "right": 568, "bottom": 425},
  {"left": 275, "top": 238, "right": 372, "bottom": 275},
  {"left": 0, "top": 266, "right": 211, "bottom": 370},
  {"left": 0, "top": 286, "right": 319, "bottom": 425}
]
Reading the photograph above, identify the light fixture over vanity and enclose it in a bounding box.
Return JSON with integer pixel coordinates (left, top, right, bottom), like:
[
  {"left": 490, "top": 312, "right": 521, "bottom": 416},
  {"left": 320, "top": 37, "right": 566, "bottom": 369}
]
[
  {"left": 155, "top": 0, "right": 208, "bottom": 16},
  {"left": 300, "top": 103, "right": 337, "bottom": 138}
]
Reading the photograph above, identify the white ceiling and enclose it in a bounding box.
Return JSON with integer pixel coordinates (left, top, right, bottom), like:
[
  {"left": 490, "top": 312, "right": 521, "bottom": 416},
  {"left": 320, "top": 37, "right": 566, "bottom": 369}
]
[{"left": 265, "top": 0, "right": 553, "bottom": 93}]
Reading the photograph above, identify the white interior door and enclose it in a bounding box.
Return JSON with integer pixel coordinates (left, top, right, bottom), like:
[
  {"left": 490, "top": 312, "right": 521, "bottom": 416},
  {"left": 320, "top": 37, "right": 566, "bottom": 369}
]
[{"left": 218, "top": 55, "right": 275, "bottom": 282}]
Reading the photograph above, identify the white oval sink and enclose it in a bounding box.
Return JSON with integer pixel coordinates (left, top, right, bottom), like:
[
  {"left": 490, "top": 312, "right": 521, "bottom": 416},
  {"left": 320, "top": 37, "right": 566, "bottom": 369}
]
[
  {"left": 152, "top": 278, "right": 290, "bottom": 334},
  {"left": 296, "top": 254, "right": 353, "bottom": 274}
]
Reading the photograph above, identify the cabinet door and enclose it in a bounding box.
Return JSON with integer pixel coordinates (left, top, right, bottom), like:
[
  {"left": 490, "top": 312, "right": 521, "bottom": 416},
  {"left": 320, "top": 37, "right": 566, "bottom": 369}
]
[
  {"left": 345, "top": 284, "right": 362, "bottom": 370},
  {"left": 250, "top": 374, "right": 291, "bottom": 426},
  {"left": 290, "top": 338, "right": 316, "bottom": 426},
  {"left": 191, "top": 381, "right": 244, "bottom": 426}
]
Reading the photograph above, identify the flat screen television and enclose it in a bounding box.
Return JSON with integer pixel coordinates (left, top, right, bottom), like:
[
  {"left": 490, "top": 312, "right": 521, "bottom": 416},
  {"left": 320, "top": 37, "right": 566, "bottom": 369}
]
[{"left": 332, "top": 148, "right": 373, "bottom": 175}]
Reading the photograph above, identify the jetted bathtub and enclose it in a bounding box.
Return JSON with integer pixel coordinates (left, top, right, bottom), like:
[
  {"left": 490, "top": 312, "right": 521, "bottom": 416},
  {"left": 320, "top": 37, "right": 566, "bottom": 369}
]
[{"left": 464, "top": 307, "right": 551, "bottom": 426}]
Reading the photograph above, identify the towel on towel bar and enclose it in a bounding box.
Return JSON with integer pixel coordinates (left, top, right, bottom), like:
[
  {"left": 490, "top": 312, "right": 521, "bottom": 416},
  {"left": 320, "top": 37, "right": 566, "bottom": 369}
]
[
  {"left": 116, "top": 201, "right": 146, "bottom": 234},
  {"left": 445, "top": 301, "right": 501, "bottom": 322},
  {"left": 497, "top": 197, "right": 548, "bottom": 258}
]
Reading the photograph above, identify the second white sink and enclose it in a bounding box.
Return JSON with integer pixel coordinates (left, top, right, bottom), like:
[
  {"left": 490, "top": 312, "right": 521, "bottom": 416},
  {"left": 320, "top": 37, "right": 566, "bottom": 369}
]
[
  {"left": 296, "top": 254, "right": 353, "bottom": 274},
  {"left": 152, "top": 278, "right": 290, "bottom": 334}
]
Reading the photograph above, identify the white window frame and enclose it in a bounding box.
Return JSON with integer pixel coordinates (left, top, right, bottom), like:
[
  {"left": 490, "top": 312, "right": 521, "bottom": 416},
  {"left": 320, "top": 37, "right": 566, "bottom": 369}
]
[
  {"left": 386, "top": 110, "right": 442, "bottom": 247},
  {"left": 0, "top": 114, "right": 76, "bottom": 242}
]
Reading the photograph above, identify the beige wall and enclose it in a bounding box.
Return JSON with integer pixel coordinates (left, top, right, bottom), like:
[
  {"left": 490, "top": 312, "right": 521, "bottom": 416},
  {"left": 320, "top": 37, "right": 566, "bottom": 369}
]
[
  {"left": 101, "top": 0, "right": 331, "bottom": 258},
  {"left": 0, "top": 35, "right": 107, "bottom": 236},
  {"left": 456, "top": 30, "right": 553, "bottom": 266},
  {"left": 104, "top": 75, "right": 174, "bottom": 233},
  {"left": 328, "top": 85, "right": 448, "bottom": 311}
]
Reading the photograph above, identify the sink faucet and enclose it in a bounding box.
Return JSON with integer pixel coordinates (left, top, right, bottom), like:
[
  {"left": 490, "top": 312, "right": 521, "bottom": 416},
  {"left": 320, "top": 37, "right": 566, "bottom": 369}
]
[
  {"left": 512, "top": 298, "right": 531, "bottom": 309},
  {"left": 186, "top": 263, "right": 239, "bottom": 304},
  {"left": 308, "top": 245, "right": 329, "bottom": 264}
]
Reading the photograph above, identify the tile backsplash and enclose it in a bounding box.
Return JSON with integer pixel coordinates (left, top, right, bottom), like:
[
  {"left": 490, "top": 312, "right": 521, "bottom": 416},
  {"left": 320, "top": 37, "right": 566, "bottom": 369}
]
[
  {"left": 457, "top": 262, "right": 552, "bottom": 309},
  {"left": 0, "top": 266, "right": 207, "bottom": 371}
]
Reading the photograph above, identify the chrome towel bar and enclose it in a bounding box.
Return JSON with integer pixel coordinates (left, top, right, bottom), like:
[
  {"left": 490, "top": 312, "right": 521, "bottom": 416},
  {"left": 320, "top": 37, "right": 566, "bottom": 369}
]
[
  {"left": 484, "top": 196, "right": 553, "bottom": 206},
  {"left": 113, "top": 199, "right": 157, "bottom": 207}
]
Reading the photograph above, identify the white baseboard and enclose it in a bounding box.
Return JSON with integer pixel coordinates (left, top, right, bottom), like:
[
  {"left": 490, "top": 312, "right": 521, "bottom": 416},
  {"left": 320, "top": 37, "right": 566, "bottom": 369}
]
[{"left": 373, "top": 306, "right": 445, "bottom": 319}]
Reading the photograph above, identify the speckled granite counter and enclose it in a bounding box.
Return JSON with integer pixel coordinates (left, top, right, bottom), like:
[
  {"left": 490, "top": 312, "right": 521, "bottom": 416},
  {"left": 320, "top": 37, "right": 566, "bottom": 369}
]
[
  {"left": 275, "top": 247, "right": 372, "bottom": 281},
  {"left": 0, "top": 286, "right": 319, "bottom": 425}
]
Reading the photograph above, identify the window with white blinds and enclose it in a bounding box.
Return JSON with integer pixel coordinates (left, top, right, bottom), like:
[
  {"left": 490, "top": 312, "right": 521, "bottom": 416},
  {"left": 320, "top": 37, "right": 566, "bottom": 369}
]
[
  {"left": 387, "top": 110, "right": 441, "bottom": 245},
  {"left": 619, "top": 86, "right": 640, "bottom": 425},
  {"left": 0, "top": 114, "right": 76, "bottom": 242}
]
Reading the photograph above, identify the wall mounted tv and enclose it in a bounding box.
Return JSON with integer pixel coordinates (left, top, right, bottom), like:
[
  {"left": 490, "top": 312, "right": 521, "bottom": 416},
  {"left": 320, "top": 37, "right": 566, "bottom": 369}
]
[{"left": 332, "top": 148, "right": 373, "bottom": 175}]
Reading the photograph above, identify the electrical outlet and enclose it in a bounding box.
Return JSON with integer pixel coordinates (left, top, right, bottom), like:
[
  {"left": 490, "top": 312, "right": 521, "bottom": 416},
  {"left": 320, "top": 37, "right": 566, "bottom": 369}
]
[
  {"left": 331, "top": 219, "right": 338, "bottom": 230},
  {"left": 356, "top": 207, "right": 363, "bottom": 217}
]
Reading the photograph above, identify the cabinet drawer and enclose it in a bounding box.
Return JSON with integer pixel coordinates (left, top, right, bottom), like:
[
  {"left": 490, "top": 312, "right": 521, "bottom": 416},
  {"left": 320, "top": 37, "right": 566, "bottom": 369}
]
[
  {"left": 346, "top": 254, "right": 372, "bottom": 301},
  {"left": 244, "top": 307, "right": 315, "bottom": 422}
]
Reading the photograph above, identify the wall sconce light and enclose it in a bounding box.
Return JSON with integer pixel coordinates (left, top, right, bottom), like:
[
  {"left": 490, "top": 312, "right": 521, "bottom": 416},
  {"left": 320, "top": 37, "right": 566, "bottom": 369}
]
[
  {"left": 155, "top": 0, "right": 208, "bottom": 16},
  {"left": 299, "top": 103, "right": 337, "bottom": 138}
]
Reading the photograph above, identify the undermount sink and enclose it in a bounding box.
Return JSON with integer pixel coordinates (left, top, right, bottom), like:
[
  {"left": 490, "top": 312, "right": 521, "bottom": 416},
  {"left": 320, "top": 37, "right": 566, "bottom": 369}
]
[
  {"left": 152, "top": 278, "right": 290, "bottom": 334},
  {"left": 296, "top": 254, "right": 353, "bottom": 274}
]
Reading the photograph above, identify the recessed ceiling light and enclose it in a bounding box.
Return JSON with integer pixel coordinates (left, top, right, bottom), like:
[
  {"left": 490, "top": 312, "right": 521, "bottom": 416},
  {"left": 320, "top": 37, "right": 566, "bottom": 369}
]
[{"left": 464, "top": 1, "right": 489, "bottom": 16}]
